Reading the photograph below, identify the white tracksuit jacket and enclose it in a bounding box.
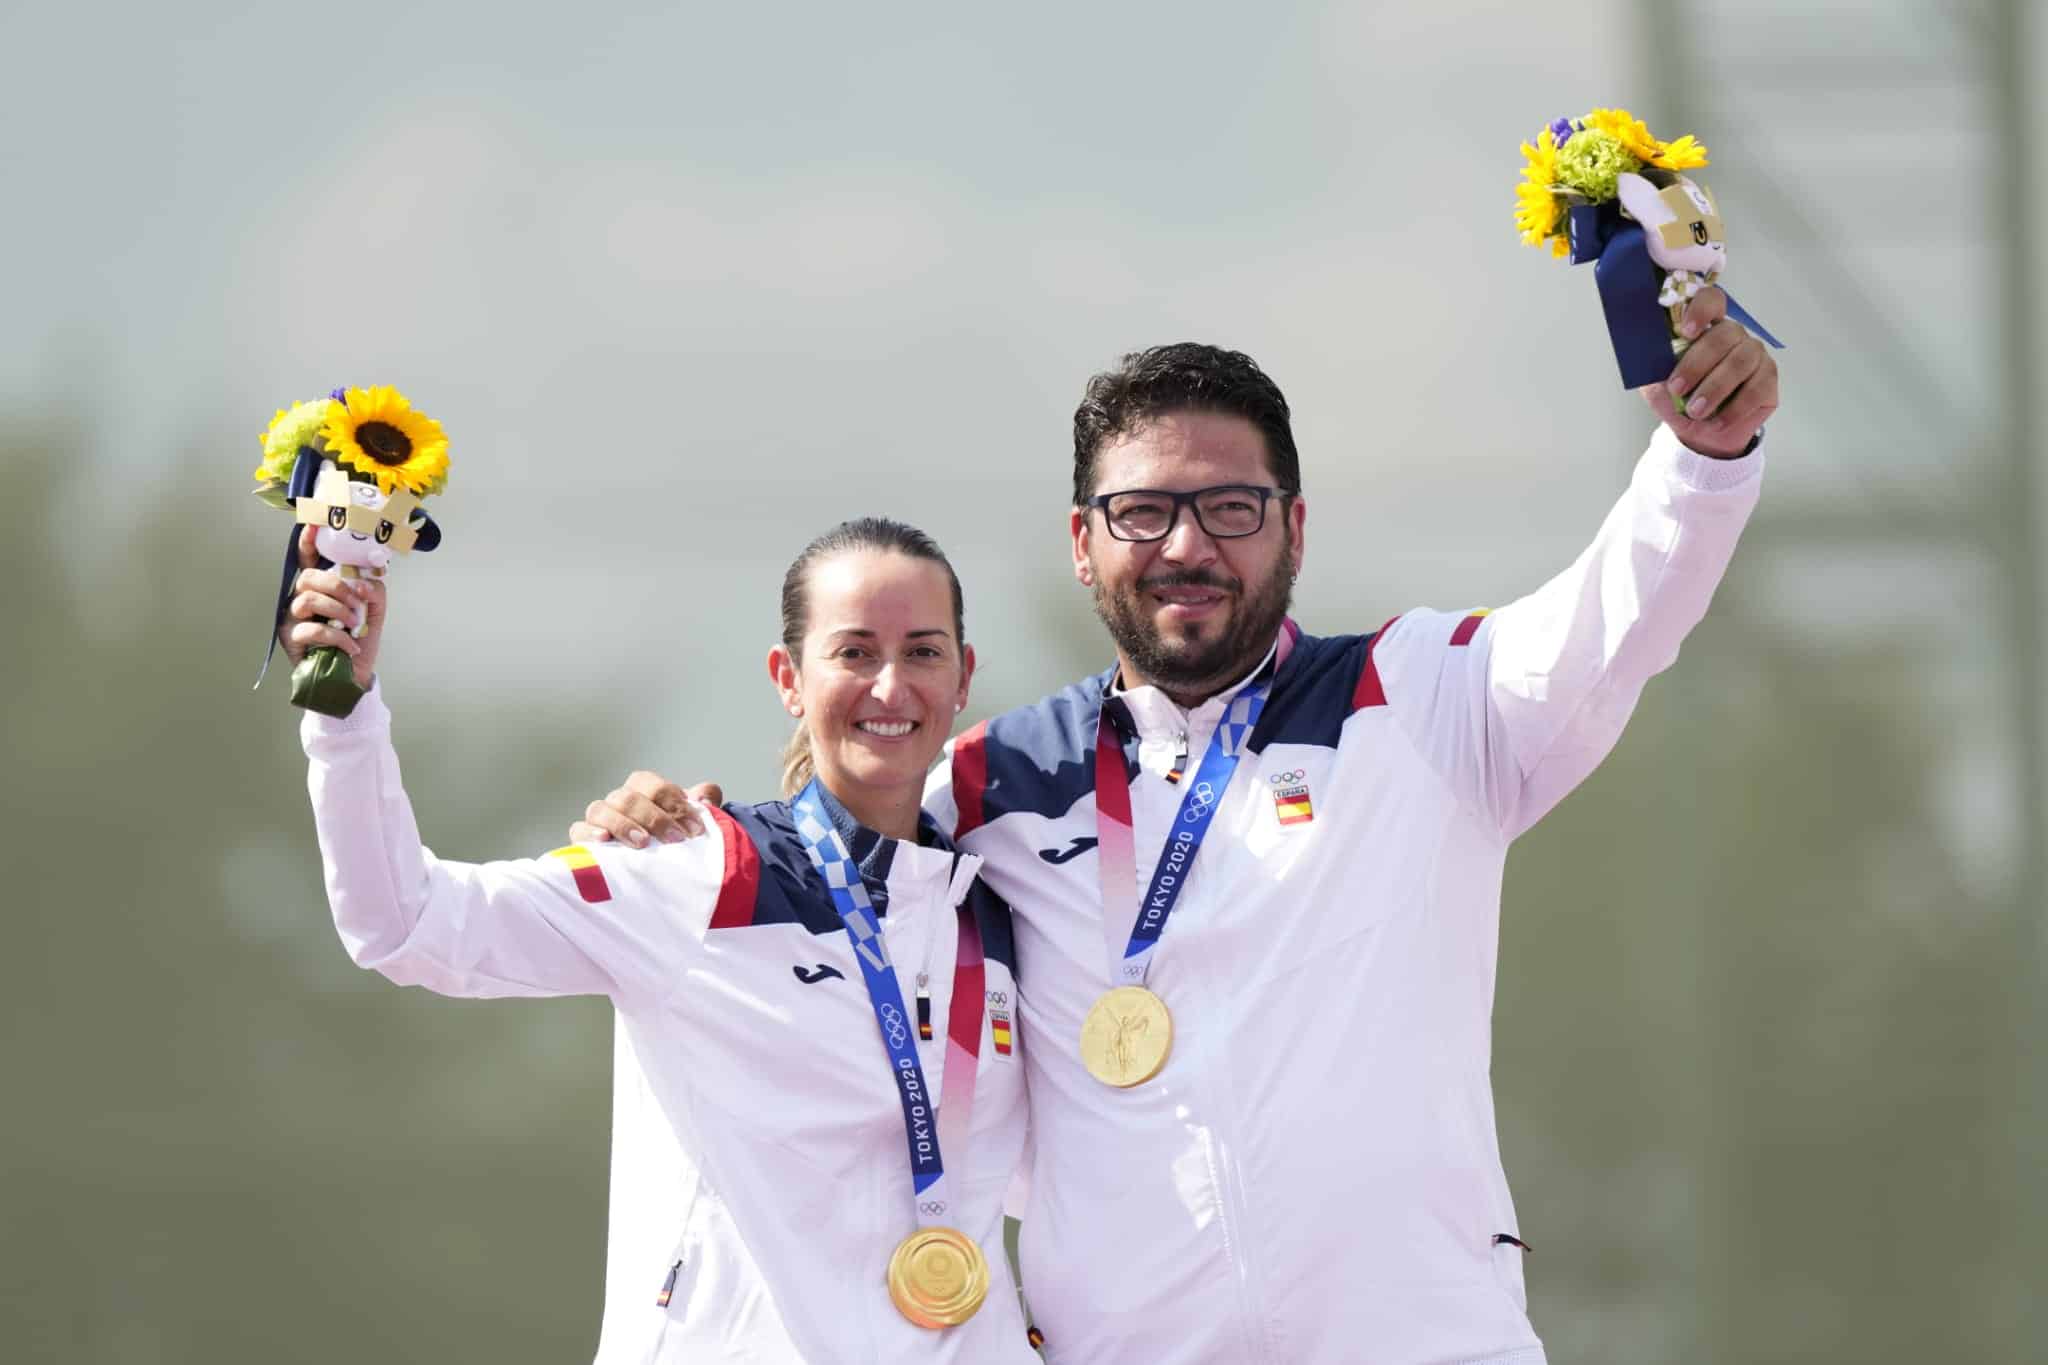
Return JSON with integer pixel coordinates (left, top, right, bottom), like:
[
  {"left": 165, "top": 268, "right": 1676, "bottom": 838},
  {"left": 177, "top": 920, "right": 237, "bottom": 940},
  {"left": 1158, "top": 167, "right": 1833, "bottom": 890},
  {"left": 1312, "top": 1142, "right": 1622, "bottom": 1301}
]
[
  {"left": 909, "top": 425, "right": 1762, "bottom": 1364},
  {"left": 302, "top": 698, "right": 1037, "bottom": 1364}
]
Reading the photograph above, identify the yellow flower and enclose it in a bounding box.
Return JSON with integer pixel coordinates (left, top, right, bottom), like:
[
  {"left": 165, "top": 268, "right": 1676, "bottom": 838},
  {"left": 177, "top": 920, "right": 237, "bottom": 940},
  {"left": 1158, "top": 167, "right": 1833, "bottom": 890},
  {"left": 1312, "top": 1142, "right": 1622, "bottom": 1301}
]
[
  {"left": 323, "top": 386, "right": 450, "bottom": 497},
  {"left": 254, "top": 398, "right": 335, "bottom": 484},
  {"left": 1651, "top": 134, "right": 1709, "bottom": 171},
  {"left": 1584, "top": 108, "right": 1662, "bottom": 163},
  {"left": 1514, "top": 129, "right": 1565, "bottom": 252},
  {"left": 1515, "top": 179, "right": 1561, "bottom": 248},
  {"left": 1586, "top": 107, "right": 1709, "bottom": 172}
]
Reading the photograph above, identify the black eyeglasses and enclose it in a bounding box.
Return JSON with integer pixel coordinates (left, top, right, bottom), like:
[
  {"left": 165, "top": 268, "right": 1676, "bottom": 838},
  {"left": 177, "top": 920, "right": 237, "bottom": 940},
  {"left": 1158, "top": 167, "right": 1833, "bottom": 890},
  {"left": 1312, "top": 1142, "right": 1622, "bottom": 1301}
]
[{"left": 1085, "top": 484, "right": 1282, "bottom": 543}]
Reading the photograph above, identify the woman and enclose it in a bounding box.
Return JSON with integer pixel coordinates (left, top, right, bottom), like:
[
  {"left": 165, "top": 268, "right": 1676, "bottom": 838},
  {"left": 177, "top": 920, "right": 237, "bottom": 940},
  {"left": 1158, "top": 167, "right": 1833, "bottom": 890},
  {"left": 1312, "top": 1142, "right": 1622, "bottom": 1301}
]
[{"left": 284, "top": 516, "right": 1035, "bottom": 1363}]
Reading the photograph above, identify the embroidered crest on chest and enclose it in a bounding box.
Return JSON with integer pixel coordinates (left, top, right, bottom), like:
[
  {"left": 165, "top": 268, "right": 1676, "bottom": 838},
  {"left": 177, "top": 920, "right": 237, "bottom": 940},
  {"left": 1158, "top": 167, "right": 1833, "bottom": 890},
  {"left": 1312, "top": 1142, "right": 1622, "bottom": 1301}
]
[{"left": 1269, "top": 768, "right": 1315, "bottom": 826}]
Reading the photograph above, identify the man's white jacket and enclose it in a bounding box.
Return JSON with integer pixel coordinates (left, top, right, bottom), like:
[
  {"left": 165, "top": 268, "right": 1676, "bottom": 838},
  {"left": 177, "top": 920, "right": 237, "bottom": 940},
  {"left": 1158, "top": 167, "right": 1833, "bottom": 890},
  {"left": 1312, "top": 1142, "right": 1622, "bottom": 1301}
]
[{"left": 908, "top": 425, "right": 1762, "bottom": 1365}]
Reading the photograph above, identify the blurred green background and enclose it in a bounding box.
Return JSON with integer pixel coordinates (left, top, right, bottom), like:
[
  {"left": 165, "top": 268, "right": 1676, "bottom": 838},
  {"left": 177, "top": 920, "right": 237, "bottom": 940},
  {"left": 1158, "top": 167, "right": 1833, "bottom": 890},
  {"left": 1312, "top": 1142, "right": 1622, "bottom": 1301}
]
[{"left": 3, "top": 2, "right": 2042, "bottom": 1361}]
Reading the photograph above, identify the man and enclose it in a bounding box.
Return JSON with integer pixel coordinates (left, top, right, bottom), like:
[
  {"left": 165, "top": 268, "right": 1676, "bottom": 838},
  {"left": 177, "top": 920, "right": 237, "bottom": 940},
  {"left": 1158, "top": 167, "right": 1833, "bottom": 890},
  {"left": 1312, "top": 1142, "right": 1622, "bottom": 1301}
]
[{"left": 580, "top": 288, "right": 1777, "bottom": 1362}]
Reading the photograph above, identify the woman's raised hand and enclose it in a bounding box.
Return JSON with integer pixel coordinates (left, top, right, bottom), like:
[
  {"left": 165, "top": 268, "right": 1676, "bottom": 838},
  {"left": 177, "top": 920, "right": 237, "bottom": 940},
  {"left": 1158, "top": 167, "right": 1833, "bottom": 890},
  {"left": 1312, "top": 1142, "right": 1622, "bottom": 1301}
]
[{"left": 282, "top": 524, "right": 386, "bottom": 690}]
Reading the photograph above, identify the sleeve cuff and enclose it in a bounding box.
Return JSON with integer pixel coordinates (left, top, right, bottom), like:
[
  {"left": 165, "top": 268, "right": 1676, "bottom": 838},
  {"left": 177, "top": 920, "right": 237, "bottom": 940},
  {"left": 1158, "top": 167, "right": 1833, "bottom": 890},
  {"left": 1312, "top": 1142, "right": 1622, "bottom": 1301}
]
[
  {"left": 299, "top": 677, "right": 391, "bottom": 742},
  {"left": 1651, "top": 422, "right": 1765, "bottom": 494}
]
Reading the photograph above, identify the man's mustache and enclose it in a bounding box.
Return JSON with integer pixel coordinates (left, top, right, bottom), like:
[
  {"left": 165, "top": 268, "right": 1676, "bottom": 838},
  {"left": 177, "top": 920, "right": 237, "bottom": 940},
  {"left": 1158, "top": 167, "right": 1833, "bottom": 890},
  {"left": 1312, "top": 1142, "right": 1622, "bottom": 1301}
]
[{"left": 1135, "top": 572, "right": 1239, "bottom": 594}]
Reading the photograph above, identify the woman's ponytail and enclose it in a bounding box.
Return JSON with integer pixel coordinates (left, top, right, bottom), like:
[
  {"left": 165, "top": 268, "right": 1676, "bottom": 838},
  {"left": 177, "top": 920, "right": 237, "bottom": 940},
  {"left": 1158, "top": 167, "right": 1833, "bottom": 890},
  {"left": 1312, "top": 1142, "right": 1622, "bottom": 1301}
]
[{"left": 779, "top": 726, "right": 816, "bottom": 797}]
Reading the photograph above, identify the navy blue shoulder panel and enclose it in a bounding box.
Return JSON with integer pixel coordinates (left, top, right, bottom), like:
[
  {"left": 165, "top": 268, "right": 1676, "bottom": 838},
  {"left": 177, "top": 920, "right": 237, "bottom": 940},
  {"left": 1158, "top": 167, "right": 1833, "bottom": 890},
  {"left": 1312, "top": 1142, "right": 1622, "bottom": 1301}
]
[
  {"left": 719, "top": 800, "right": 842, "bottom": 936},
  {"left": 716, "top": 799, "right": 1020, "bottom": 976},
  {"left": 970, "top": 633, "right": 1380, "bottom": 816},
  {"left": 1248, "top": 629, "right": 1377, "bottom": 753},
  {"left": 976, "top": 667, "right": 1115, "bottom": 826}
]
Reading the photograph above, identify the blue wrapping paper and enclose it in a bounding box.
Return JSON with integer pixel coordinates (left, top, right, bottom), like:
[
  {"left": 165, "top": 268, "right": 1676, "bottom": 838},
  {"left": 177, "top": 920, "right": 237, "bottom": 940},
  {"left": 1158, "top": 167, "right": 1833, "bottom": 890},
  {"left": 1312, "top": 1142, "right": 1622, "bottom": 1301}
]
[{"left": 1567, "top": 202, "right": 1783, "bottom": 390}]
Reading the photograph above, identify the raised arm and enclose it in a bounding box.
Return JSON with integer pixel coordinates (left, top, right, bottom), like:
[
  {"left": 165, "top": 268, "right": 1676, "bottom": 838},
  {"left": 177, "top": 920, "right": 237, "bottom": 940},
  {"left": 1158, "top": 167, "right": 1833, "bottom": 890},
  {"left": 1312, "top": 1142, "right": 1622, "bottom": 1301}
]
[
  {"left": 287, "top": 556, "right": 725, "bottom": 1003},
  {"left": 1375, "top": 288, "right": 1772, "bottom": 840}
]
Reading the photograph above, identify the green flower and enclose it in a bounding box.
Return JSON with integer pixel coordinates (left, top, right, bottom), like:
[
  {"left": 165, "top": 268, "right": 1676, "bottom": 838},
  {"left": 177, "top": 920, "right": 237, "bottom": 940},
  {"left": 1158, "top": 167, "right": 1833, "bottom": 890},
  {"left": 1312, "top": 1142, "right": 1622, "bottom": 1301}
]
[
  {"left": 254, "top": 398, "right": 335, "bottom": 487},
  {"left": 1552, "top": 128, "right": 1643, "bottom": 205}
]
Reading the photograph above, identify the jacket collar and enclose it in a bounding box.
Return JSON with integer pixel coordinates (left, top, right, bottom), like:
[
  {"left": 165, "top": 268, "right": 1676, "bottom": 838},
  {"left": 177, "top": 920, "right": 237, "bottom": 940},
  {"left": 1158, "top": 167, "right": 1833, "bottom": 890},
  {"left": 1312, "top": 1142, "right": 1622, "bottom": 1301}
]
[
  {"left": 1104, "top": 618, "right": 1296, "bottom": 740},
  {"left": 804, "top": 780, "right": 972, "bottom": 911}
]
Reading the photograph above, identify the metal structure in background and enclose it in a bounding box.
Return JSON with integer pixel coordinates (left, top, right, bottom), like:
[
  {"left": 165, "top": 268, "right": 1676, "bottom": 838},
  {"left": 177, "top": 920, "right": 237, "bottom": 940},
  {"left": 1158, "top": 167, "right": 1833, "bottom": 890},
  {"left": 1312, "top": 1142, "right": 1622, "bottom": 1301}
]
[
  {"left": 1642, "top": 0, "right": 2041, "bottom": 1355},
  {"left": 1989, "top": 5, "right": 2048, "bottom": 1359}
]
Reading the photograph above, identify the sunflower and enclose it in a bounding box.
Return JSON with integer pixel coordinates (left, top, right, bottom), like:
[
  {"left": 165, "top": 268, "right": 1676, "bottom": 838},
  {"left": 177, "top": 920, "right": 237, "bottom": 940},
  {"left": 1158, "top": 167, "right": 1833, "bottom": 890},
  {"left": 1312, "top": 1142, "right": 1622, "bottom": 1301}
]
[
  {"left": 1583, "top": 108, "right": 1661, "bottom": 163},
  {"left": 1585, "top": 107, "right": 1709, "bottom": 173},
  {"left": 1650, "top": 133, "right": 1709, "bottom": 171},
  {"left": 323, "top": 385, "right": 450, "bottom": 497},
  {"left": 1514, "top": 129, "right": 1570, "bottom": 256}
]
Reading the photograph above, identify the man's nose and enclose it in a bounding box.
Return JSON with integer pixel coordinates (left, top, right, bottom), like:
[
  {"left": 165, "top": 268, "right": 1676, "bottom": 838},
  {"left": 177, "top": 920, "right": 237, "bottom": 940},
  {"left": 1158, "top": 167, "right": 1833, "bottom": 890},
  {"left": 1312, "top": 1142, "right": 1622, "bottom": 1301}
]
[{"left": 1158, "top": 504, "right": 1220, "bottom": 565}]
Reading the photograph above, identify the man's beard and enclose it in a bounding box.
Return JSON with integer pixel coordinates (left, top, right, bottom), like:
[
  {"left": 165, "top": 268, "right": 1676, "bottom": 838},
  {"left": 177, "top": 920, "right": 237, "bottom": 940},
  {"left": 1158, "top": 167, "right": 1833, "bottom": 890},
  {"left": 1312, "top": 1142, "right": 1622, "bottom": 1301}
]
[{"left": 1090, "top": 545, "right": 1294, "bottom": 699}]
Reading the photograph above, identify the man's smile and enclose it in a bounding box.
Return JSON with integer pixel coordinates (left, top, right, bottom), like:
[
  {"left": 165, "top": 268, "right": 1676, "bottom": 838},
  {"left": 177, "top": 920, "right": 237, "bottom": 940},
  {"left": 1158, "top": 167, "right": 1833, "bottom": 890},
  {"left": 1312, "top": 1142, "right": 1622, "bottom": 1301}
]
[{"left": 1144, "top": 577, "right": 1232, "bottom": 621}]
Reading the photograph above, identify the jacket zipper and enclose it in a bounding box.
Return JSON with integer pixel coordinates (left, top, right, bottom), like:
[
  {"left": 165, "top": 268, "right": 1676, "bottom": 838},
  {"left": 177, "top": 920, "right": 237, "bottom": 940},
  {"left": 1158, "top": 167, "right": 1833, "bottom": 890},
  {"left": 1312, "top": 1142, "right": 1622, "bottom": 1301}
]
[{"left": 648, "top": 1255, "right": 684, "bottom": 1360}]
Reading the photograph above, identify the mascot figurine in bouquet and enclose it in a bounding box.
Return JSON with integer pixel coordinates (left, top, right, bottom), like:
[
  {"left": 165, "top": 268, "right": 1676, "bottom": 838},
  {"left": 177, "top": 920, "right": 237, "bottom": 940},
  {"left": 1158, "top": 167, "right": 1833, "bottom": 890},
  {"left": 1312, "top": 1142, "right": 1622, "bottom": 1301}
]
[
  {"left": 1515, "top": 107, "right": 1783, "bottom": 390},
  {"left": 251, "top": 386, "right": 448, "bottom": 717}
]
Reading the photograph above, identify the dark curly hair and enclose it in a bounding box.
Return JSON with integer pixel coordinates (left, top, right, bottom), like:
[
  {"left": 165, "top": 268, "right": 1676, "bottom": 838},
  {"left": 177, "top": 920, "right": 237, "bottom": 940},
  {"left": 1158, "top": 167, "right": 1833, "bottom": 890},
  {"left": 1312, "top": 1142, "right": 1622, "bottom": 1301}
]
[{"left": 1071, "top": 343, "right": 1301, "bottom": 506}]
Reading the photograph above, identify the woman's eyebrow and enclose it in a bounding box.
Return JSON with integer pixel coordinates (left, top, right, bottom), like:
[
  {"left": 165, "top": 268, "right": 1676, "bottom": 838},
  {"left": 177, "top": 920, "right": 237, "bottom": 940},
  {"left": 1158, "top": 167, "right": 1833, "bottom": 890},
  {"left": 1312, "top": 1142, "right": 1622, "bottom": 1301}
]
[{"left": 823, "top": 627, "right": 952, "bottom": 640}]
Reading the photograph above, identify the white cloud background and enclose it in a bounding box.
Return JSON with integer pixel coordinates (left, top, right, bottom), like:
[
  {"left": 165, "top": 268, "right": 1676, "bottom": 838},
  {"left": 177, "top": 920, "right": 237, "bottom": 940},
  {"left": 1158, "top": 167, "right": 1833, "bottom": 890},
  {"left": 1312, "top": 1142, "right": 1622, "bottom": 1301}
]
[
  {"left": 0, "top": 0, "right": 2022, "bottom": 793},
  {"left": 6, "top": 7, "right": 2046, "bottom": 1361}
]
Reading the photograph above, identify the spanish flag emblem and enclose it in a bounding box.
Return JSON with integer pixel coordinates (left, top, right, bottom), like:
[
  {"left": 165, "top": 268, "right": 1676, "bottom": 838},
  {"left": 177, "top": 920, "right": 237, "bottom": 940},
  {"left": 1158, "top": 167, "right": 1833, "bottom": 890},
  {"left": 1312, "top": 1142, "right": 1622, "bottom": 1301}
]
[
  {"left": 1270, "top": 770, "right": 1314, "bottom": 827},
  {"left": 546, "top": 845, "right": 612, "bottom": 903},
  {"left": 990, "top": 1005, "right": 1014, "bottom": 1056},
  {"left": 1449, "top": 608, "right": 1491, "bottom": 646}
]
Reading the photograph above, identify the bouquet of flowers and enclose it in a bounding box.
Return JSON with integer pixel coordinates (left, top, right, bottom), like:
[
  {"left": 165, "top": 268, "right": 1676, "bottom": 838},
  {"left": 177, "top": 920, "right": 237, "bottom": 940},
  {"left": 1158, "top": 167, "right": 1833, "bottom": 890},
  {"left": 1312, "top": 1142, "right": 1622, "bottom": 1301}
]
[
  {"left": 252, "top": 386, "right": 449, "bottom": 717},
  {"left": 1514, "top": 107, "right": 1780, "bottom": 388}
]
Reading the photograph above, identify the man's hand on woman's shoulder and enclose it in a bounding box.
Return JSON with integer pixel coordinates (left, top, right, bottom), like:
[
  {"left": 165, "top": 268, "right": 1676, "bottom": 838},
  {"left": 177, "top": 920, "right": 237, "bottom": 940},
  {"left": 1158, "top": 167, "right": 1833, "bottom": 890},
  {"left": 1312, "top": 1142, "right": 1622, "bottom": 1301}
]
[{"left": 570, "top": 773, "right": 724, "bottom": 848}]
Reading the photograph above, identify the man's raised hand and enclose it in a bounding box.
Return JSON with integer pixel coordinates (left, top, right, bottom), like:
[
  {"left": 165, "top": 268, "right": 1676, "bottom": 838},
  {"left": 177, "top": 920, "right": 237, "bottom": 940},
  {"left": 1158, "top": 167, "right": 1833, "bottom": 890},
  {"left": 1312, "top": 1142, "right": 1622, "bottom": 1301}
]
[{"left": 1642, "top": 286, "right": 1780, "bottom": 458}]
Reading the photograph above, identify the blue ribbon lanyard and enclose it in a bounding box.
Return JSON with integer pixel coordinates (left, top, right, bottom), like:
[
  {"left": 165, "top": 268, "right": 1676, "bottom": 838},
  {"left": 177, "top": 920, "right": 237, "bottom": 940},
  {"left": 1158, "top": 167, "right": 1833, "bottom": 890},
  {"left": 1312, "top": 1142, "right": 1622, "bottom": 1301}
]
[
  {"left": 791, "top": 782, "right": 954, "bottom": 1227},
  {"left": 1113, "top": 679, "right": 1271, "bottom": 986}
]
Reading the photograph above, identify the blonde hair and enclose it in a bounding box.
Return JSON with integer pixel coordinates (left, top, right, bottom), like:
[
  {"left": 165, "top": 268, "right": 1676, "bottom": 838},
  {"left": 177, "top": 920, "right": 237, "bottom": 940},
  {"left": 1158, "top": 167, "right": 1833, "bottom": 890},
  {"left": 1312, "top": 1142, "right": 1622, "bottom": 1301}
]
[
  {"left": 779, "top": 727, "right": 815, "bottom": 798},
  {"left": 775, "top": 518, "right": 966, "bottom": 799}
]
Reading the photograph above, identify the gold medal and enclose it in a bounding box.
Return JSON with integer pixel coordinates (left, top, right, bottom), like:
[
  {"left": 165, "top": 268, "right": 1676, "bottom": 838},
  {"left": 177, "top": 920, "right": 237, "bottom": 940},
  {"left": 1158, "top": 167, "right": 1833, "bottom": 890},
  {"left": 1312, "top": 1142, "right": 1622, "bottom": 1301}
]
[
  {"left": 886, "top": 1226, "right": 989, "bottom": 1328},
  {"left": 1079, "top": 985, "right": 1173, "bottom": 1087}
]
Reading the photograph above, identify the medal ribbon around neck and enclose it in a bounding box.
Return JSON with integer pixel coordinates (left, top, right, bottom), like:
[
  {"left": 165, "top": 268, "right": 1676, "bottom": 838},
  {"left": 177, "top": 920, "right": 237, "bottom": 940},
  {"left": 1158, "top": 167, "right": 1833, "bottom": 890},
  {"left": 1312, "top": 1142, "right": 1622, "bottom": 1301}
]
[
  {"left": 1082, "top": 628, "right": 1296, "bottom": 1088},
  {"left": 792, "top": 782, "right": 985, "bottom": 1227},
  {"left": 1094, "top": 630, "right": 1295, "bottom": 987}
]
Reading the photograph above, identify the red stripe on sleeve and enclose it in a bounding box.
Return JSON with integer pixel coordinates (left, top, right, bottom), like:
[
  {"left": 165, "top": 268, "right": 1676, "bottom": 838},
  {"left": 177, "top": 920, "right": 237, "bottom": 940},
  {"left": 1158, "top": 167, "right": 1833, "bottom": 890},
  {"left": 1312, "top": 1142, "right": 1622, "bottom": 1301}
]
[
  {"left": 1350, "top": 616, "right": 1400, "bottom": 711},
  {"left": 1449, "top": 612, "right": 1485, "bottom": 647},
  {"left": 704, "top": 805, "right": 761, "bottom": 931},
  {"left": 950, "top": 721, "right": 990, "bottom": 839},
  {"left": 570, "top": 863, "right": 612, "bottom": 903}
]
